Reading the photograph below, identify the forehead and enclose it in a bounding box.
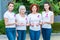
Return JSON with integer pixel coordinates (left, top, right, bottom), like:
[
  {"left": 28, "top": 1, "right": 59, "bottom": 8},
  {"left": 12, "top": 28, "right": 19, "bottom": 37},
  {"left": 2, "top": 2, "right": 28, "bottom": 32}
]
[
  {"left": 20, "top": 8, "right": 26, "bottom": 10},
  {"left": 32, "top": 5, "right": 37, "bottom": 7},
  {"left": 44, "top": 4, "right": 49, "bottom": 6},
  {"left": 9, "top": 4, "right": 14, "bottom": 6}
]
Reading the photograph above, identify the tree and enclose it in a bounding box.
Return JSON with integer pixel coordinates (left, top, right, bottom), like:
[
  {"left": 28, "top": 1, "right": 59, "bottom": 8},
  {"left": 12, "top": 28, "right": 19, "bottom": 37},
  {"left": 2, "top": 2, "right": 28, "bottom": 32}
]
[
  {"left": 13, "top": 0, "right": 60, "bottom": 15},
  {"left": 28, "top": 0, "right": 60, "bottom": 15}
]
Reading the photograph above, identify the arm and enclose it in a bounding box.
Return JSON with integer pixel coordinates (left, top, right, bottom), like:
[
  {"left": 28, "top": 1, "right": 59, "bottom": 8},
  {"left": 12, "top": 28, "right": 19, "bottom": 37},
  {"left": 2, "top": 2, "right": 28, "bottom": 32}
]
[
  {"left": 43, "top": 14, "right": 54, "bottom": 24},
  {"left": 46, "top": 15, "right": 54, "bottom": 24},
  {"left": 4, "top": 18, "right": 15, "bottom": 26},
  {"left": 16, "top": 20, "right": 24, "bottom": 26}
]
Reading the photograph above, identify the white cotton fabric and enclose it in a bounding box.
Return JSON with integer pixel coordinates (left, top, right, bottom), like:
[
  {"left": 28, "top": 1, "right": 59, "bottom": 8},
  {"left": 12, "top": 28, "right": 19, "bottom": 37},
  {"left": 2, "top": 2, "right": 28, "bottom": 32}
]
[
  {"left": 16, "top": 14, "right": 28, "bottom": 30},
  {"left": 28, "top": 13, "right": 42, "bottom": 31},
  {"left": 42, "top": 11, "right": 54, "bottom": 29},
  {"left": 4, "top": 10, "right": 16, "bottom": 28}
]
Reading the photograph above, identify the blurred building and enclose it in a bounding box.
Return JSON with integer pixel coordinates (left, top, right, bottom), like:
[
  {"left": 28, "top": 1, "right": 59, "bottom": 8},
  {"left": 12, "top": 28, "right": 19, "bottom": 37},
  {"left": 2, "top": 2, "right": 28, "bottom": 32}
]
[{"left": 0, "top": 0, "right": 12, "bottom": 20}]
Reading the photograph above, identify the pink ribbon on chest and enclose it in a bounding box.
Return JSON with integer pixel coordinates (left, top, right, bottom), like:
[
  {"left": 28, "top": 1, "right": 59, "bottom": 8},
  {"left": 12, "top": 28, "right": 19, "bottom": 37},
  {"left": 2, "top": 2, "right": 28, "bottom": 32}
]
[
  {"left": 45, "top": 13, "right": 48, "bottom": 17},
  {"left": 37, "top": 15, "right": 40, "bottom": 18}
]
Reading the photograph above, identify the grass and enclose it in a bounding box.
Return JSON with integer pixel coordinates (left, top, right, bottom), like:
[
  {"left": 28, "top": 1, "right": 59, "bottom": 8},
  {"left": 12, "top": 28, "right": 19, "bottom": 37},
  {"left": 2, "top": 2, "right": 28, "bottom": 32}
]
[{"left": 52, "top": 23, "right": 60, "bottom": 33}]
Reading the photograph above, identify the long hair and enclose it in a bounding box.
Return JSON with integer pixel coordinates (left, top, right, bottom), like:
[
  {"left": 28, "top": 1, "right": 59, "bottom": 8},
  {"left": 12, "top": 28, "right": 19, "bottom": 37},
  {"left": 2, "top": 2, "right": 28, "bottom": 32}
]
[{"left": 43, "top": 2, "right": 52, "bottom": 11}]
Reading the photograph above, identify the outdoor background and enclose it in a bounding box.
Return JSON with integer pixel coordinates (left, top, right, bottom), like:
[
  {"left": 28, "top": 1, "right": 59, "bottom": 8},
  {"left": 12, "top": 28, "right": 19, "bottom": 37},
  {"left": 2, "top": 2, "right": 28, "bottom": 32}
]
[{"left": 0, "top": 0, "right": 60, "bottom": 34}]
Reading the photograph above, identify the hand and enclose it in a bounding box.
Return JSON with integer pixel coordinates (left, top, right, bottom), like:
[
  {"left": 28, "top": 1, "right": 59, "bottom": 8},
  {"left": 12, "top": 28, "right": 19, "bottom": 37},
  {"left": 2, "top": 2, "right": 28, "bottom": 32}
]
[
  {"left": 10, "top": 22, "right": 15, "bottom": 25},
  {"left": 26, "top": 24, "right": 30, "bottom": 26},
  {"left": 42, "top": 22, "right": 46, "bottom": 24},
  {"left": 20, "top": 23, "right": 25, "bottom": 26},
  {"left": 14, "top": 22, "right": 16, "bottom": 24},
  {"left": 40, "top": 22, "right": 42, "bottom": 25},
  {"left": 36, "top": 23, "right": 39, "bottom": 26},
  {"left": 30, "top": 23, "right": 34, "bottom": 27}
]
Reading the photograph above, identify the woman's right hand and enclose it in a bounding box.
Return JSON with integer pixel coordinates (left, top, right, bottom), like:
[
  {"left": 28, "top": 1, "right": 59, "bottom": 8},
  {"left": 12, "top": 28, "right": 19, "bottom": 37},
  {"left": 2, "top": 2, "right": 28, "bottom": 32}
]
[
  {"left": 42, "top": 22, "right": 47, "bottom": 24},
  {"left": 19, "top": 23, "right": 25, "bottom": 26},
  {"left": 30, "top": 23, "right": 34, "bottom": 27},
  {"left": 16, "top": 23, "right": 24, "bottom": 26}
]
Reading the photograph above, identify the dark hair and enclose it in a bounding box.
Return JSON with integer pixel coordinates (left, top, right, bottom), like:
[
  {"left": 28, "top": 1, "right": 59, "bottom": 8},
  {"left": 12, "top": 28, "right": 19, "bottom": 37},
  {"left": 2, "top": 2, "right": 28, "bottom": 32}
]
[
  {"left": 8, "top": 2, "right": 14, "bottom": 6},
  {"left": 44, "top": 2, "right": 52, "bottom": 11},
  {"left": 30, "top": 4, "right": 39, "bottom": 12}
]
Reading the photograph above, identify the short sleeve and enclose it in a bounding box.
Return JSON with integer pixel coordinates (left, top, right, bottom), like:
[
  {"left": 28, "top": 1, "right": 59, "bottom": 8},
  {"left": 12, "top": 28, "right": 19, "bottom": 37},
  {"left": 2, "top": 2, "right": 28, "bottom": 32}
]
[
  {"left": 50, "top": 11, "right": 54, "bottom": 16},
  {"left": 4, "top": 12, "right": 8, "bottom": 18}
]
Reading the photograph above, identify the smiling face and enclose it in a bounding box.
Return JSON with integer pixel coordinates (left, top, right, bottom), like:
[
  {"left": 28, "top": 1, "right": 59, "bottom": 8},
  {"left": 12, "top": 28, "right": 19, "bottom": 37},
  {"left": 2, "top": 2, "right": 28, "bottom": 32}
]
[
  {"left": 8, "top": 3, "right": 14, "bottom": 11},
  {"left": 44, "top": 4, "right": 50, "bottom": 11},
  {"left": 32, "top": 6, "right": 37, "bottom": 12},
  {"left": 20, "top": 8, "right": 26, "bottom": 14},
  {"left": 19, "top": 5, "right": 26, "bottom": 14},
  {"left": 30, "top": 4, "right": 39, "bottom": 13}
]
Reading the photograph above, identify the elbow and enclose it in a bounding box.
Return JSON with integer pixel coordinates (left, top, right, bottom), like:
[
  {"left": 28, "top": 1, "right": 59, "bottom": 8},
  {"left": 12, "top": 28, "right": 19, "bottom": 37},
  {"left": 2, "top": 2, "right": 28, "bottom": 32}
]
[
  {"left": 51, "top": 21, "right": 54, "bottom": 24},
  {"left": 40, "top": 22, "right": 42, "bottom": 25},
  {"left": 5, "top": 23, "right": 8, "bottom": 26},
  {"left": 26, "top": 23, "right": 30, "bottom": 26}
]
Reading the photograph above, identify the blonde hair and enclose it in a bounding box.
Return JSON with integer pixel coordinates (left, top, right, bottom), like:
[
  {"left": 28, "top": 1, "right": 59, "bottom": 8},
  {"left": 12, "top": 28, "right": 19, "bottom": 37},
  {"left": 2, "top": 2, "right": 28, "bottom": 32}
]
[{"left": 19, "top": 5, "right": 26, "bottom": 13}]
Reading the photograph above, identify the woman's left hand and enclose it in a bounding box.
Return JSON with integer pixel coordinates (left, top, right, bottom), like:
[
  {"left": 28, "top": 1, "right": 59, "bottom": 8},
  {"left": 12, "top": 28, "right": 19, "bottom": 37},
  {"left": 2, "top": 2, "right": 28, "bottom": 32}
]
[{"left": 36, "top": 23, "right": 39, "bottom": 26}]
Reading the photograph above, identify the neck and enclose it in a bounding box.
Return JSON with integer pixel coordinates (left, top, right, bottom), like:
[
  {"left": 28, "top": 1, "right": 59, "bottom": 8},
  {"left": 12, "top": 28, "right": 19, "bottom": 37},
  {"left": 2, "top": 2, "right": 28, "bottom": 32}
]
[
  {"left": 32, "top": 12, "right": 37, "bottom": 14},
  {"left": 8, "top": 10, "right": 12, "bottom": 13},
  {"left": 45, "top": 10, "right": 49, "bottom": 13},
  {"left": 20, "top": 13, "right": 25, "bottom": 17}
]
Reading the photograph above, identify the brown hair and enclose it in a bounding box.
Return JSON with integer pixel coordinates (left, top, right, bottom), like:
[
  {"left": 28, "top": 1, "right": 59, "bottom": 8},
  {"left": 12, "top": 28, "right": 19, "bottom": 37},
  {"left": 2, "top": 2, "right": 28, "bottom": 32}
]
[
  {"left": 8, "top": 2, "right": 14, "bottom": 6},
  {"left": 44, "top": 2, "right": 52, "bottom": 11},
  {"left": 30, "top": 4, "right": 39, "bottom": 12}
]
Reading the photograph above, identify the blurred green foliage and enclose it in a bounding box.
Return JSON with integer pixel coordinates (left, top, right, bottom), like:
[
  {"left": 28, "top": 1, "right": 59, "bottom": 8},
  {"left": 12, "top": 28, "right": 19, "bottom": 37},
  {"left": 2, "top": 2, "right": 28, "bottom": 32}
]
[
  {"left": 13, "top": 0, "right": 60, "bottom": 15},
  {"left": 13, "top": 3, "right": 21, "bottom": 13},
  {"left": 0, "top": 20, "right": 5, "bottom": 34},
  {"left": 52, "top": 23, "right": 60, "bottom": 33}
]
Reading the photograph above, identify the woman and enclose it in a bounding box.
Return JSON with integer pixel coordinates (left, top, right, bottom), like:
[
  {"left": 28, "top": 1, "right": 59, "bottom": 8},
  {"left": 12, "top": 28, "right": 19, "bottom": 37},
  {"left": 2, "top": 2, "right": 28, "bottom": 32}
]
[
  {"left": 28, "top": 4, "right": 42, "bottom": 40},
  {"left": 42, "top": 2, "right": 54, "bottom": 40},
  {"left": 4, "top": 2, "right": 16, "bottom": 40},
  {"left": 16, "top": 5, "right": 29, "bottom": 40}
]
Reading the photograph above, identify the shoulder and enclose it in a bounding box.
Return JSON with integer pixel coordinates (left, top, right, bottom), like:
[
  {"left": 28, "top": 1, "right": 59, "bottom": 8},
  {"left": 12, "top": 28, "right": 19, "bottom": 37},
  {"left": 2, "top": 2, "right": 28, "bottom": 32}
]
[
  {"left": 49, "top": 11, "right": 54, "bottom": 15},
  {"left": 4, "top": 11, "right": 9, "bottom": 15},
  {"left": 4, "top": 11, "right": 9, "bottom": 16},
  {"left": 37, "top": 13, "right": 41, "bottom": 15},
  {"left": 41, "top": 11, "right": 45, "bottom": 15},
  {"left": 15, "top": 14, "right": 20, "bottom": 19},
  {"left": 4, "top": 11, "right": 9, "bottom": 18},
  {"left": 16, "top": 13, "right": 19, "bottom": 15},
  {"left": 25, "top": 15, "right": 28, "bottom": 17},
  {"left": 42, "top": 11, "right": 45, "bottom": 13},
  {"left": 28, "top": 13, "right": 32, "bottom": 17},
  {"left": 49, "top": 11, "right": 53, "bottom": 13},
  {"left": 12, "top": 12, "right": 16, "bottom": 15},
  {"left": 16, "top": 14, "right": 19, "bottom": 17}
]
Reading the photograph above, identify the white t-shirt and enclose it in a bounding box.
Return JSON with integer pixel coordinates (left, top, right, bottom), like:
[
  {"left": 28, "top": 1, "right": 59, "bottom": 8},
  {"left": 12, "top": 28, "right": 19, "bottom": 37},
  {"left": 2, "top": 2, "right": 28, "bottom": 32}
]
[
  {"left": 42, "top": 11, "right": 54, "bottom": 29},
  {"left": 16, "top": 14, "right": 28, "bottom": 30},
  {"left": 28, "top": 13, "right": 42, "bottom": 31},
  {"left": 4, "top": 11, "right": 16, "bottom": 28}
]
